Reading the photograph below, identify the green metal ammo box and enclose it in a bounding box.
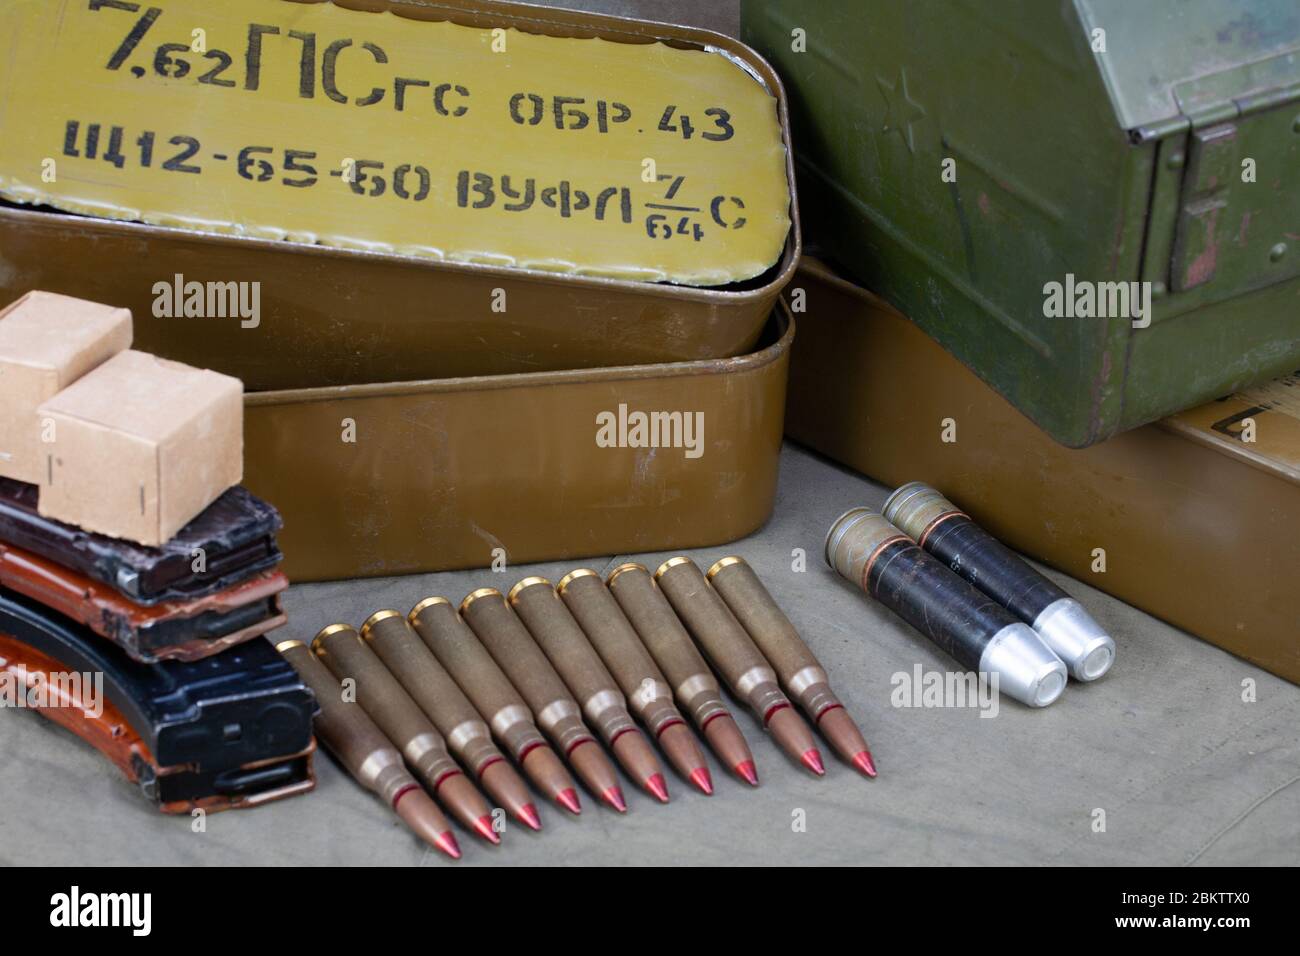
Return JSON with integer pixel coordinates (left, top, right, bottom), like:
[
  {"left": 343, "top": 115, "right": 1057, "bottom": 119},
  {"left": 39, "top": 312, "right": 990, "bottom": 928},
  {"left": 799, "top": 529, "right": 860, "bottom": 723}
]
[{"left": 742, "top": 0, "right": 1300, "bottom": 447}]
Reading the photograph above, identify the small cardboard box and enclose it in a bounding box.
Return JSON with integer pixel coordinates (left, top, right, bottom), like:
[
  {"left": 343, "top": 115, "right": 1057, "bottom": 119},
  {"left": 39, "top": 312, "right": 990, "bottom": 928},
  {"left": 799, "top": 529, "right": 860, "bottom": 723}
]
[
  {"left": 0, "top": 291, "right": 132, "bottom": 483},
  {"left": 37, "top": 351, "right": 243, "bottom": 547}
]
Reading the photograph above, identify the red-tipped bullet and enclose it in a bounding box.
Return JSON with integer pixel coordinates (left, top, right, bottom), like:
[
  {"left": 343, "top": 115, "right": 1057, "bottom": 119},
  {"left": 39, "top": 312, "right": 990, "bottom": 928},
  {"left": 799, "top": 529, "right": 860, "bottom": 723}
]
[
  {"left": 853, "top": 750, "right": 878, "bottom": 778},
  {"left": 602, "top": 786, "right": 628, "bottom": 813},
  {"left": 433, "top": 830, "right": 462, "bottom": 860},
  {"left": 735, "top": 760, "right": 759, "bottom": 787},
  {"left": 519, "top": 803, "right": 543, "bottom": 831},
  {"left": 646, "top": 773, "right": 670, "bottom": 803},
  {"left": 603, "top": 564, "right": 760, "bottom": 795},
  {"left": 274, "top": 640, "right": 461, "bottom": 861},
  {"left": 802, "top": 749, "right": 826, "bottom": 776},
  {"left": 689, "top": 766, "right": 714, "bottom": 795},
  {"left": 474, "top": 814, "right": 501, "bottom": 845},
  {"left": 705, "top": 557, "right": 879, "bottom": 782},
  {"left": 610, "top": 730, "right": 670, "bottom": 802},
  {"left": 394, "top": 787, "right": 462, "bottom": 859},
  {"left": 557, "top": 787, "right": 582, "bottom": 815},
  {"left": 520, "top": 747, "right": 581, "bottom": 815}
]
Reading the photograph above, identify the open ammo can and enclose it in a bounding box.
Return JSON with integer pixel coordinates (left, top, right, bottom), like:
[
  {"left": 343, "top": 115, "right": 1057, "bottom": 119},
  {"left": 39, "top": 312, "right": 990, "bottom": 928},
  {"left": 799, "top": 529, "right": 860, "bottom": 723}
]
[
  {"left": 0, "top": 0, "right": 800, "bottom": 391},
  {"left": 0, "top": 0, "right": 801, "bottom": 579},
  {"left": 744, "top": 0, "right": 1300, "bottom": 447},
  {"left": 246, "top": 308, "right": 792, "bottom": 581}
]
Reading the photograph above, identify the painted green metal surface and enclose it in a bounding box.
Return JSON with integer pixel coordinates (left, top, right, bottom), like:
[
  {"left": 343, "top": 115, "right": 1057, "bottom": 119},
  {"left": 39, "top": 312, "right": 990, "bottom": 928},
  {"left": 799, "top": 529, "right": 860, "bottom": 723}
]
[{"left": 742, "top": 0, "right": 1300, "bottom": 446}]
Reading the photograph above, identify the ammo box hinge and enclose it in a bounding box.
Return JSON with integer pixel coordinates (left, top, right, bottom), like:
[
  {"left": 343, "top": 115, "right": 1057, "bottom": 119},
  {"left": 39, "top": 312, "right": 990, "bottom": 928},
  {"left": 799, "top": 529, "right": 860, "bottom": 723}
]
[
  {"left": 1181, "top": 79, "right": 1300, "bottom": 130},
  {"left": 1130, "top": 116, "right": 1189, "bottom": 144},
  {"left": 1129, "top": 81, "right": 1300, "bottom": 141}
]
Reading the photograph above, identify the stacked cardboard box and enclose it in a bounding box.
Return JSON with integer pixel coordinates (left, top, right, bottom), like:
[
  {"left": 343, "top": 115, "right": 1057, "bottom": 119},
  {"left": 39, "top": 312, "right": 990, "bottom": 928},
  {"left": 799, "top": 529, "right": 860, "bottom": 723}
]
[{"left": 0, "top": 291, "right": 317, "bottom": 812}]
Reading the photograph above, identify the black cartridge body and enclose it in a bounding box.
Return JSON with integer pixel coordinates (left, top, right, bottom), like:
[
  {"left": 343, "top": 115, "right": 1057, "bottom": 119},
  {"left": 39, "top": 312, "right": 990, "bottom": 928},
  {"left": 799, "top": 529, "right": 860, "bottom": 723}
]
[
  {"left": 883, "top": 482, "right": 1116, "bottom": 682},
  {"left": 825, "top": 508, "right": 1069, "bottom": 707},
  {"left": 861, "top": 537, "right": 1011, "bottom": 670}
]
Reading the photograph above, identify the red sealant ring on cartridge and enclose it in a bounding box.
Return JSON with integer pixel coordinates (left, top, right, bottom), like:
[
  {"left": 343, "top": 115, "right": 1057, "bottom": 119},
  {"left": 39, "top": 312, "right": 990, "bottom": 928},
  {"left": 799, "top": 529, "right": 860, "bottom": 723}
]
[
  {"left": 391, "top": 783, "right": 421, "bottom": 808},
  {"left": 517, "top": 740, "right": 546, "bottom": 761},
  {"left": 814, "top": 702, "right": 845, "bottom": 724},
  {"left": 918, "top": 510, "right": 968, "bottom": 549},
  {"left": 761, "top": 700, "right": 792, "bottom": 726},
  {"left": 860, "top": 534, "right": 912, "bottom": 592},
  {"left": 431, "top": 768, "right": 463, "bottom": 790},
  {"left": 476, "top": 754, "right": 506, "bottom": 779},
  {"left": 564, "top": 735, "right": 598, "bottom": 758},
  {"left": 654, "top": 717, "right": 687, "bottom": 738}
]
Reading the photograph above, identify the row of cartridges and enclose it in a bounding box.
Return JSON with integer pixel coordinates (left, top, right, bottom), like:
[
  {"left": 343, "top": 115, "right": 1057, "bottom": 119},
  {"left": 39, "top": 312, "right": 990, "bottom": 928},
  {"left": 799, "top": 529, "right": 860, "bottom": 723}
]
[{"left": 278, "top": 555, "right": 874, "bottom": 859}]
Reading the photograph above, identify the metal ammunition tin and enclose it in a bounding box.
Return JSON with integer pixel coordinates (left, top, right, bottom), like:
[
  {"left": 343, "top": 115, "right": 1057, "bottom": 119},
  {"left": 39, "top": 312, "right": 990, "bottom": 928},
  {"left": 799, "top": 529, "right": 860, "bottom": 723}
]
[
  {"left": 0, "top": 0, "right": 800, "bottom": 392},
  {"left": 745, "top": 0, "right": 1300, "bottom": 447},
  {"left": 244, "top": 309, "right": 792, "bottom": 581}
]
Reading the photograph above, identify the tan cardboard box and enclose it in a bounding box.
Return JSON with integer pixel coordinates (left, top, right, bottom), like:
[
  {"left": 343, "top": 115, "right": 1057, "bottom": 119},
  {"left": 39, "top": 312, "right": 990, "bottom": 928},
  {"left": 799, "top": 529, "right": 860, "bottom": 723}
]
[
  {"left": 37, "top": 351, "right": 243, "bottom": 546},
  {"left": 0, "top": 291, "right": 132, "bottom": 483}
]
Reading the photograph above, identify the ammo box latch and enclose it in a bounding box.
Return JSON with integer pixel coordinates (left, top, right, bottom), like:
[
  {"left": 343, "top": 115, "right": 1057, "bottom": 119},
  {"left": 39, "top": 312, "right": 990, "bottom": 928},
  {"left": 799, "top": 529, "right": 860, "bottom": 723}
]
[{"left": 1165, "top": 57, "right": 1300, "bottom": 295}]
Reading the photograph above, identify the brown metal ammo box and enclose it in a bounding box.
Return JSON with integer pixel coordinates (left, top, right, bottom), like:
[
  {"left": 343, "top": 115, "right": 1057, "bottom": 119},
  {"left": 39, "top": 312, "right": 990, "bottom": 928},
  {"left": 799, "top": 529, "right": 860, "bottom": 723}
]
[
  {"left": 246, "top": 308, "right": 793, "bottom": 581},
  {"left": 0, "top": 0, "right": 801, "bottom": 391}
]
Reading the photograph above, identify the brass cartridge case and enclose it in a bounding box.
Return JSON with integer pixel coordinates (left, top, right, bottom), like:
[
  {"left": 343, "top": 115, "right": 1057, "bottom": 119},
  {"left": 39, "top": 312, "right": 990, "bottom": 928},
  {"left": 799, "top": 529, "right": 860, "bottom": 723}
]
[
  {"left": 458, "top": 588, "right": 596, "bottom": 758},
  {"left": 312, "top": 624, "right": 462, "bottom": 790},
  {"left": 557, "top": 569, "right": 681, "bottom": 738},
  {"left": 361, "top": 610, "right": 500, "bottom": 778},
  {"left": 606, "top": 562, "right": 732, "bottom": 730},
  {"left": 654, "top": 558, "right": 789, "bottom": 723},
  {"left": 408, "top": 596, "right": 547, "bottom": 762},
  {"left": 655, "top": 557, "right": 822, "bottom": 773},
  {"left": 409, "top": 596, "right": 578, "bottom": 817},
  {"left": 706, "top": 557, "right": 838, "bottom": 719},
  {"left": 707, "top": 555, "right": 877, "bottom": 775},
  {"left": 508, "top": 577, "right": 638, "bottom": 747},
  {"left": 607, "top": 562, "right": 754, "bottom": 783},
  {"left": 276, "top": 638, "right": 419, "bottom": 809}
]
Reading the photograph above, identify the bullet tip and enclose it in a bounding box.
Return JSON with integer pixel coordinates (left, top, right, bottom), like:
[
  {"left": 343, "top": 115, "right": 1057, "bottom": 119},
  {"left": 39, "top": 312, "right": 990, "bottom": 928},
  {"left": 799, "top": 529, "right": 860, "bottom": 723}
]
[
  {"left": 689, "top": 767, "right": 714, "bottom": 795},
  {"left": 802, "top": 749, "right": 826, "bottom": 776},
  {"left": 519, "top": 803, "right": 543, "bottom": 831},
  {"left": 435, "top": 831, "right": 462, "bottom": 860},
  {"left": 647, "top": 773, "right": 670, "bottom": 803},
  {"left": 853, "top": 750, "right": 878, "bottom": 778},
  {"left": 474, "top": 814, "right": 501, "bottom": 845},
  {"left": 735, "top": 760, "right": 759, "bottom": 786},
  {"left": 557, "top": 787, "right": 582, "bottom": 815},
  {"left": 602, "top": 786, "right": 628, "bottom": 813}
]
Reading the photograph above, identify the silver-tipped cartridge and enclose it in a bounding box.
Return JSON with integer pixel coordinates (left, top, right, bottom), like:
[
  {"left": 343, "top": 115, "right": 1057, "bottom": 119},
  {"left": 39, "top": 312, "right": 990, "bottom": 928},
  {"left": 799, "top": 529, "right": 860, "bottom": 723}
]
[
  {"left": 883, "top": 482, "right": 1115, "bottom": 681},
  {"left": 825, "top": 507, "right": 1067, "bottom": 707}
]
